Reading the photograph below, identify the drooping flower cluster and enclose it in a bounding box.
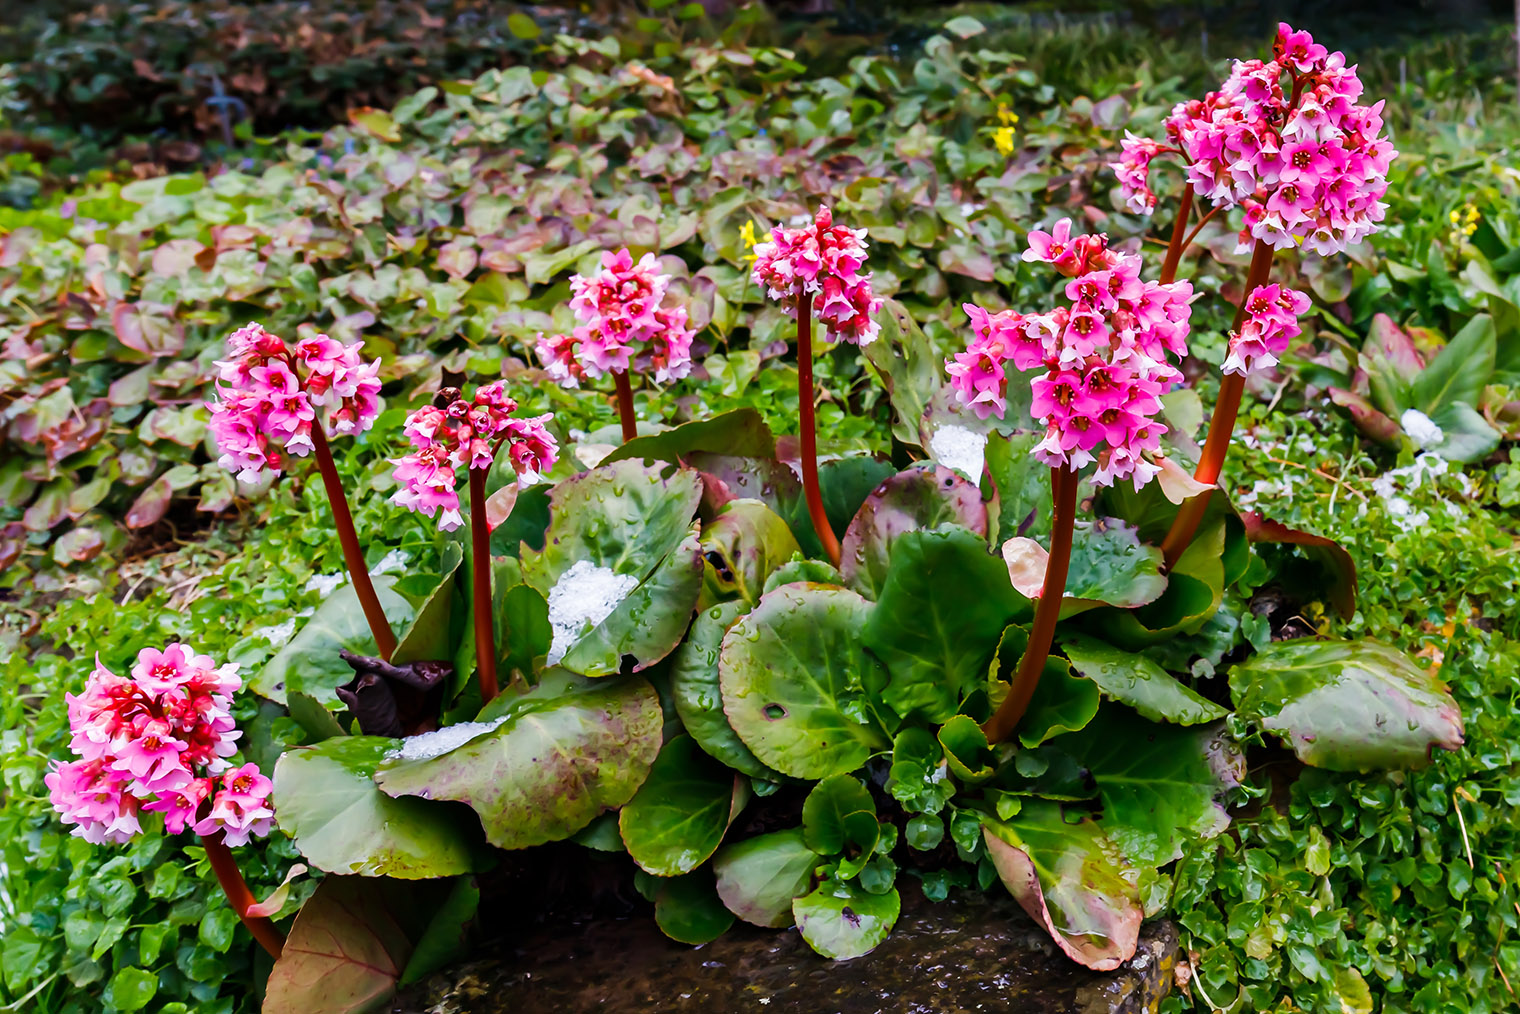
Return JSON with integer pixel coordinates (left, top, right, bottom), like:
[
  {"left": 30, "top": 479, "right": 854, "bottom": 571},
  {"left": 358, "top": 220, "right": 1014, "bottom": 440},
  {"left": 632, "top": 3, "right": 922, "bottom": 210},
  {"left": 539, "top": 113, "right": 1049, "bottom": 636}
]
[
  {"left": 1221, "top": 283, "right": 1311, "bottom": 377},
  {"left": 751, "top": 205, "right": 882, "bottom": 345},
  {"left": 390, "top": 381, "right": 558, "bottom": 532},
  {"left": 1111, "top": 23, "right": 1395, "bottom": 256},
  {"left": 947, "top": 219, "right": 1194, "bottom": 489},
  {"left": 46, "top": 645, "right": 274, "bottom": 847},
  {"left": 207, "top": 323, "right": 383, "bottom": 482},
  {"left": 535, "top": 249, "right": 695, "bottom": 386}
]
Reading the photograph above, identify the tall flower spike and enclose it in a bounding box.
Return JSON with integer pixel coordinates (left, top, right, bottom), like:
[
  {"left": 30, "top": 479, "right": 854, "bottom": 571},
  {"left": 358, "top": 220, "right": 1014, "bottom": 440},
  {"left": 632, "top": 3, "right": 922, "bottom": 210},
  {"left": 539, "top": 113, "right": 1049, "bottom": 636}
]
[
  {"left": 953, "top": 219, "right": 1193, "bottom": 492},
  {"left": 751, "top": 205, "right": 882, "bottom": 346},
  {"left": 1222, "top": 284, "right": 1311, "bottom": 377}
]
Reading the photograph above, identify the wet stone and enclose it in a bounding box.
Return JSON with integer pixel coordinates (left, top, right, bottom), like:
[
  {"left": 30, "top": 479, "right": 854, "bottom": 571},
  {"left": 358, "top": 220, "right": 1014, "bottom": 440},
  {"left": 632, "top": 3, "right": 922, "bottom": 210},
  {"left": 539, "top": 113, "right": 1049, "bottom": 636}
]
[{"left": 395, "top": 887, "right": 1179, "bottom": 1014}]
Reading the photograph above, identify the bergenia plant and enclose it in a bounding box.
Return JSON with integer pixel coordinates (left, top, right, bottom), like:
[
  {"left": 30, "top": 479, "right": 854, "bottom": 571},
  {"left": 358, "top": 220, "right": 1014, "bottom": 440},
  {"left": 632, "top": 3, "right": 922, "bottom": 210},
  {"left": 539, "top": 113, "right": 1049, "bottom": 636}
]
[
  {"left": 207, "top": 323, "right": 394, "bottom": 657},
  {"left": 47, "top": 645, "right": 284, "bottom": 959},
  {"left": 752, "top": 205, "right": 881, "bottom": 565},
  {"left": 391, "top": 380, "right": 558, "bottom": 701},
  {"left": 535, "top": 248, "right": 694, "bottom": 441},
  {"left": 949, "top": 221, "right": 1194, "bottom": 743},
  {"left": 1111, "top": 22, "right": 1394, "bottom": 565}
]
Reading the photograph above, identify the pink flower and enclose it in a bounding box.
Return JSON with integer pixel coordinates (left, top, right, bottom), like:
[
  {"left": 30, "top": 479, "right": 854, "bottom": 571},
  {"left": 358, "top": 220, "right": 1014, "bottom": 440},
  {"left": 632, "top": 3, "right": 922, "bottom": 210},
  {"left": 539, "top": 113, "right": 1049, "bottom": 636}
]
[
  {"left": 1222, "top": 283, "right": 1311, "bottom": 376},
  {"left": 391, "top": 382, "right": 560, "bottom": 531},
  {"left": 542, "top": 249, "right": 696, "bottom": 385},
  {"left": 194, "top": 764, "right": 275, "bottom": 847},
  {"left": 48, "top": 646, "right": 268, "bottom": 848},
  {"left": 752, "top": 206, "right": 881, "bottom": 345},
  {"left": 950, "top": 227, "right": 1192, "bottom": 491},
  {"left": 207, "top": 322, "right": 384, "bottom": 481}
]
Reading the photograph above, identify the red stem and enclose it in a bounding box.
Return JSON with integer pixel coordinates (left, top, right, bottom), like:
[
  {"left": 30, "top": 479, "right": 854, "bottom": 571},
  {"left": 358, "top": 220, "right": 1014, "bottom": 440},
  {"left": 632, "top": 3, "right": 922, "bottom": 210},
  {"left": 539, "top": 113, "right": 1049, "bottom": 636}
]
[
  {"left": 796, "top": 285, "right": 841, "bottom": 567},
  {"left": 201, "top": 831, "right": 284, "bottom": 960},
  {"left": 1159, "top": 239, "right": 1276, "bottom": 569},
  {"left": 1159, "top": 187, "right": 1195, "bottom": 285},
  {"left": 468, "top": 467, "right": 498, "bottom": 703},
  {"left": 310, "top": 426, "right": 396, "bottom": 660},
  {"left": 983, "top": 466, "right": 1079, "bottom": 745},
  {"left": 613, "top": 370, "right": 637, "bottom": 443}
]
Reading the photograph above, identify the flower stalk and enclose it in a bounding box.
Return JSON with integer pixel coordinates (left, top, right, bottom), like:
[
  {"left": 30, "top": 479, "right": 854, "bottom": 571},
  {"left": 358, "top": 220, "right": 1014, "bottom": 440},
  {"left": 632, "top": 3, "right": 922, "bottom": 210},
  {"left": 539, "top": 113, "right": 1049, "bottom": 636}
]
[
  {"left": 612, "top": 370, "right": 638, "bottom": 443},
  {"left": 1159, "top": 187, "right": 1195, "bottom": 284},
  {"left": 310, "top": 426, "right": 396, "bottom": 659},
  {"left": 796, "top": 285, "right": 841, "bottom": 567},
  {"left": 467, "top": 466, "right": 499, "bottom": 702},
  {"left": 983, "top": 466, "right": 1079, "bottom": 745},
  {"left": 202, "top": 830, "right": 285, "bottom": 960}
]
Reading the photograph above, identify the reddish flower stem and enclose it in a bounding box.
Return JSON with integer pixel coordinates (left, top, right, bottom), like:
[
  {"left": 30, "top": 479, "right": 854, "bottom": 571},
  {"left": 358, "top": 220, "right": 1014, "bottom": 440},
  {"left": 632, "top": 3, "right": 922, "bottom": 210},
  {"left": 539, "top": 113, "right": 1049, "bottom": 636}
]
[
  {"left": 796, "top": 283, "right": 841, "bottom": 567},
  {"left": 309, "top": 426, "right": 396, "bottom": 660},
  {"left": 613, "top": 370, "right": 638, "bottom": 443},
  {"left": 468, "top": 466, "right": 498, "bottom": 703},
  {"left": 1159, "top": 187, "right": 1195, "bottom": 285},
  {"left": 1159, "top": 239, "right": 1276, "bottom": 569},
  {"left": 983, "top": 466, "right": 1079, "bottom": 746},
  {"left": 201, "top": 831, "right": 284, "bottom": 960}
]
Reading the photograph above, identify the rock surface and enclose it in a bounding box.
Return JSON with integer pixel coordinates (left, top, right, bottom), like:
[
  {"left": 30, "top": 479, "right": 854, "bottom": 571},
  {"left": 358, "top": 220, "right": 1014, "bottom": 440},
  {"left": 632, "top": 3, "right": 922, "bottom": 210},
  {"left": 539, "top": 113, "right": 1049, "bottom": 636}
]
[{"left": 395, "top": 887, "right": 1180, "bottom": 1014}]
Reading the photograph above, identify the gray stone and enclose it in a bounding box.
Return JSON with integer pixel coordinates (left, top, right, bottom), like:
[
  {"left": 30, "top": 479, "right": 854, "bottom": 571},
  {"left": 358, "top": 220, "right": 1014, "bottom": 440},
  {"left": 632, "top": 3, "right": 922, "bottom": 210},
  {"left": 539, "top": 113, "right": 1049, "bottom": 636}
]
[{"left": 396, "top": 889, "right": 1179, "bottom": 1014}]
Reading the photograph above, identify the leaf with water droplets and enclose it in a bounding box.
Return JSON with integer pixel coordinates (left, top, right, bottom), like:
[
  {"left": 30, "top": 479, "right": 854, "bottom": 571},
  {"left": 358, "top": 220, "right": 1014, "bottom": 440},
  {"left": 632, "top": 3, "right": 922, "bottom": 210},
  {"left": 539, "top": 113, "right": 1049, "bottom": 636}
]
[
  {"left": 713, "top": 828, "right": 817, "bottom": 928},
  {"left": 1060, "top": 634, "right": 1227, "bottom": 726},
  {"left": 619, "top": 735, "right": 746, "bottom": 877},
  {"left": 839, "top": 465, "right": 987, "bottom": 600},
  {"left": 793, "top": 879, "right": 900, "bottom": 959},
  {"left": 699, "top": 499, "right": 800, "bottom": 606}
]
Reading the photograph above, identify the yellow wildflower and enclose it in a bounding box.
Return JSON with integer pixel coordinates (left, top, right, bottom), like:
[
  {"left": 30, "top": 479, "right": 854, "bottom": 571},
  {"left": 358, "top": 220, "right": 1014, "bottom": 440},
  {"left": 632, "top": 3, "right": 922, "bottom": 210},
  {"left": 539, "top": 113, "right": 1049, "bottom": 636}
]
[
  {"left": 996, "top": 102, "right": 1019, "bottom": 128},
  {"left": 740, "top": 220, "right": 760, "bottom": 263},
  {"left": 992, "top": 125, "right": 1016, "bottom": 157}
]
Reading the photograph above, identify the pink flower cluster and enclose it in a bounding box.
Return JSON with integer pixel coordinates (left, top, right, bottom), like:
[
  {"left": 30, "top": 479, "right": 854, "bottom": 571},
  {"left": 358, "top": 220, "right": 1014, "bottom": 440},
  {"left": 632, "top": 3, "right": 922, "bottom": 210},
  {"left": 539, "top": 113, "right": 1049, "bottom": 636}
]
[
  {"left": 1112, "top": 23, "right": 1395, "bottom": 256},
  {"left": 1221, "top": 283, "right": 1311, "bottom": 377},
  {"left": 535, "top": 249, "right": 694, "bottom": 386},
  {"left": 751, "top": 205, "right": 882, "bottom": 345},
  {"left": 46, "top": 645, "right": 275, "bottom": 847},
  {"left": 207, "top": 323, "right": 383, "bottom": 482},
  {"left": 947, "top": 219, "right": 1194, "bottom": 489},
  {"left": 391, "top": 381, "right": 559, "bottom": 532}
]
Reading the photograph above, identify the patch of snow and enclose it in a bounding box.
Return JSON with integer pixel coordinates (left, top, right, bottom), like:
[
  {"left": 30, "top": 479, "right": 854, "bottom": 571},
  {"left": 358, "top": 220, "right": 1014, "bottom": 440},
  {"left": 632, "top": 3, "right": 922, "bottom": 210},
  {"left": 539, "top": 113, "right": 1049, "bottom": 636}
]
[
  {"left": 929, "top": 425, "right": 987, "bottom": 481},
  {"left": 305, "top": 572, "right": 347, "bottom": 596},
  {"left": 255, "top": 619, "right": 297, "bottom": 646},
  {"left": 387, "top": 718, "right": 506, "bottom": 762},
  {"left": 545, "top": 560, "right": 639, "bottom": 664},
  {"left": 1400, "top": 408, "right": 1444, "bottom": 450},
  {"left": 373, "top": 548, "right": 410, "bottom": 575}
]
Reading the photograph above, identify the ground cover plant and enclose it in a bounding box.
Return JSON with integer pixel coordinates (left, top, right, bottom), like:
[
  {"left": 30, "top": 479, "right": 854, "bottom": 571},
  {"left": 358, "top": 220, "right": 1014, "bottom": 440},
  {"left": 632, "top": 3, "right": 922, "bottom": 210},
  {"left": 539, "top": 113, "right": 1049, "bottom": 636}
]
[{"left": 3, "top": 6, "right": 1520, "bottom": 1014}]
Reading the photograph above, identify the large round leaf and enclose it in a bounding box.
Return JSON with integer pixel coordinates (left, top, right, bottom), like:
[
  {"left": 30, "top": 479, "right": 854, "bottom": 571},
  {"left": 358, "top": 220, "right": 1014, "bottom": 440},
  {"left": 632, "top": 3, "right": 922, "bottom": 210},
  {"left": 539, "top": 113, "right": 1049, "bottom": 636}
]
[
  {"left": 839, "top": 464, "right": 988, "bottom": 600},
  {"left": 668, "top": 600, "right": 780, "bottom": 780},
  {"left": 520, "top": 460, "right": 704, "bottom": 676},
  {"left": 719, "top": 583, "right": 890, "bottom": 780},
  {"left": 793, "top": 879, "right": 901, "bottom": 960},
  {"left": 653, "top": 871, "right": 736, "bottom": 945},
  {"left": 619, "top": 735, "right": 746, "bottom": 877},
  {"left": 712, "top": 828, "right": 817, "bottom": 928},
  {"left": 374, "top": 674, "right": 662, "bottom": 849},
  {"left": 601, "top": 407, "right": 777, "bottom": 465},
  {"left": 982, "top": 803, "right": 1142, "bottom": 971},
  {"left": 1060, "top": 706, "right": 1244, "bottom": 867},
  {"left": 863, "top": 527, "right": 1031, "bottom": 723},
  {"left": 988, "top": 626, "right": 1101, "bottom": 748},
  {"left": 1060, "top": 634, "right": 1228, "bottom": 726},
  {"left": 801, "top": 774, "right": 876, "bottom": 855},
  {"left": 1228, "top": 638, "right": 1465, "bottom": 771},
  {"left": 699, "top": 499, "right": 801, "bottom": 606},
  {"left": 272, "top": 736, "right": 484, "bottom": 878}
]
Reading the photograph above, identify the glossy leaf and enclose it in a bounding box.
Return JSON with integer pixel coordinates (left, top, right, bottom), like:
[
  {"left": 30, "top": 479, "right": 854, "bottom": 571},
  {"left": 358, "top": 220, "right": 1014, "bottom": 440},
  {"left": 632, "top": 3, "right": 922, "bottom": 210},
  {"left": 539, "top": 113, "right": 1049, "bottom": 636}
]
[
  {"left": 252, "top": 578, "right": 417, "bottom": 706},
  {"left": 839, "top": 465, "right": 988, "bottom": 599},
  {"left": 801, "top": 775, "right": 876, "bottom": 855},
  {"left": 1060, "top": 634, "right": 1227, "bottom": 725},
  {"left": 619, "top": 735, "right": 745, "bottom": 877},
  {"left": 937, "top": 715, "right": 997, "bottom": 782},
  {"left": 887, "top": 727, "right": 955, "bottom": 815},
  {"left": 653, "top": 871, "right": 736, "bottom": 945},
  {"left": 699, "top": 498, "right": 801, "bottom": 606},
  {"left": 668, "top": 600, "right": 780, "bottom": 780},
  {"left": 602, "top": 407, "right": 776, "bottom": 465},
  {"left": 398, "top": 877, "right": 480, "bottom": 987},
  {"left": 860, "top": 299, "right": 943, "bottom": 449},
  {"left": 1096, "top": 521, "right": 1225, "bottom": 648},
  {"left": 792, "top": 879, "right": 901, "bottom": 960},
  {"left": 712, "top": 828, "right": 817, "bottom": 928}
]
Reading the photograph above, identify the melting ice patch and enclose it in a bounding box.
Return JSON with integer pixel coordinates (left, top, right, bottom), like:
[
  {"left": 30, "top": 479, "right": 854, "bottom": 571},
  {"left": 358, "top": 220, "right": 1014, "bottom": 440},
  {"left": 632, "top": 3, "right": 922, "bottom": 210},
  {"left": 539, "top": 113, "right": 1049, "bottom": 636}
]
[
  {"left": 929, "top": 425, "right": 987, "bottom": 481},
  {"left": 304, "top": 572, "right": 347, "bottom": 596},
  {"left": 545, "top": 560, "right": 639, "bottom": 664},
  {"left": 387, "top": 718, "right": 506, "bottom": 762}
]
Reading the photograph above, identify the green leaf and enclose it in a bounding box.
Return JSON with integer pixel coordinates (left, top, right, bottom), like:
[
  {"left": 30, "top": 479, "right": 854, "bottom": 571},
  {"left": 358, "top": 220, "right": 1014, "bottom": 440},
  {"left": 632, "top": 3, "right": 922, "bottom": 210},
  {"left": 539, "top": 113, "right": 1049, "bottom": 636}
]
[
  {"left": 521, "top": 460, "right": 704, "bottom": 676},
  {"left": 937, "top": 715, "right": 996, "bottom": 782},
  {"left": 887, "top": 727, "right": 954, "bottom": 815},
  {"left": 1427, "top": 401, "right": 1501, "bottom": 463},
  {"left": 653, "top": 871, "right": 736, "bottom": 944},
  {"left": 288, "top": 690, "right": 348, "bottom": 742},
  {"left": 719, "top": 583, "right": 890, "bottom": 779},
  {"left": 1228, "top": 639, "right": 1465, "bottom": 771},
  {"left": 2, "top": 927, "right": 48, "bottom": 992},
  {"left": 375, "top": 674, "right": 663, "bottom": 848},
  {"left": 839, "top": 465, "right": 987, "bottom": 600},
  {"left": 252, "top": 577, "right": 416, "bottom": 706},
  {"left": 399, "top": 878, "right": 480, "bottom": 987},
  {"left": 620, "top": 735, "right": 745, "bottom": 876},
  {"left": 1238, "top": 512, "right": 1358, "bottom": 620},
  {"left": 699, "top": 499, "right": 801, "bottom": 606},
  {"left": 505, "top": 11, "right": 540, "bottom": 38},
  {"left": 104, "top": 967, "right": 157, "bottom": 1012},
  {"left": 864, "top": 527, "right": 1030, "bottom": 723},
  {"left": 802, "top": 775, "right": 876, "bottom": 854},
  {"left": 601, "top": 408, "right": 776, "bottom": 465},
  {"left": 272, "top": 736, "right": 484, "bottom": 878},
  {"left": 792, "top": 879, "right": 900, "bottom": 959},
  {"left": 1095, "top": 521, "right": 1225, "bottom": 648},
  {"left": 906, "top": 813, "right": 945, "bottom": 850},
  {"left": 713, "top": 828, "right": 817, "bottom": 928},
  {"left": 1062, "top": 518, "right": 1168, "bottom": 612},
  {"left": 984, "top": 431, "right": 1051, "bottom": 543},
  {"left": 982, "top": 802, "right": 1142, "bottom": 971},
  {"left": 813, "top": 456, "right": 898, "bottom": 553},
  {"left": 496, "top": 582, "right": 552, "bottom": 681},
  {"left": 669, "top": 600, "right": 782, "bottom": 780},
  {"left": 942, "top": 15, "right": 986, "bottom": 38},
  {"left": 391, "top": 548, "right": 461, "bottom": 665},
  {"left": 1060, "top": 634, "right": 1228, "bottom": 725},
  {"left": 860, "top": 299, "right": 943, "bottom": 449},
  {"left": 1011, "top": 651, "right": 1101, "bottom": 749},
  {"left": 1411, "top": 313, "right": 1495, "bottom": 413},
  {"left": 1061, "top": 706, "right": 1243, "bottom": 866}
]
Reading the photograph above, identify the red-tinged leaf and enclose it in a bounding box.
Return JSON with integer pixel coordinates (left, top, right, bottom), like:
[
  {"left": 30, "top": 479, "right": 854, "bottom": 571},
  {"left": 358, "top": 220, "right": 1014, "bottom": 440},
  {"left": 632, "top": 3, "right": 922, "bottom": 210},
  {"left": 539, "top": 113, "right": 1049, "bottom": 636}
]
[
  {"left": 435, "top": 241, "right": 478, "bottom": 279},
  {"left": 245, "top": 864, "right": 308, "bottom": 919},
  {"left": 198, "top": 473, "right": 236, "bottom": 513},
  {"left": 1364, "top": 313, "right": 1425, "bottom": 382},
  {"left": 840, "top": 465, "right": 987, "bottom": 599},
  {"left": 1240, "top": 511, "right": 1357, "bottom": 618},
  {"left": 124, "top": 476, "right": 172, "bottom": 529},
  {"left": 150, "top": 239, "right": 205, "bottom": 278},
  {"left": 349, "top": 106, "right": 400, "bottom": 142},
  {"left": 485, "top": 483, "right": 519, "bottom": 530},
  {"left": 111, "top": 302, "right": 184, "bottom": 357},
  {"left": 109, "top": 364, "right": 156, "bottom": 407},
  {"left": 937, "top": 246, "right": 996, "bottom": 282},
  {"left": 1327, "top": 387, "right": 1402, "bottom": 446},
  {"left": 52, "top": 527, "right": 105, "bottom": 565},
  {"left": 263, "top": 876, "right": 420, "bottom": 1014}
]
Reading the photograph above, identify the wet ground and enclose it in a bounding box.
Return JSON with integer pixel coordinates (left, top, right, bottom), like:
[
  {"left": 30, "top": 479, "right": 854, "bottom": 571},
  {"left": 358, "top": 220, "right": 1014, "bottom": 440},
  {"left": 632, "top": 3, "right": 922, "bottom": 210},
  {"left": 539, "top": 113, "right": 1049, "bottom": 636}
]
[{"left": 394, "top": 884, "right": 1178, "bottom": 1014}]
